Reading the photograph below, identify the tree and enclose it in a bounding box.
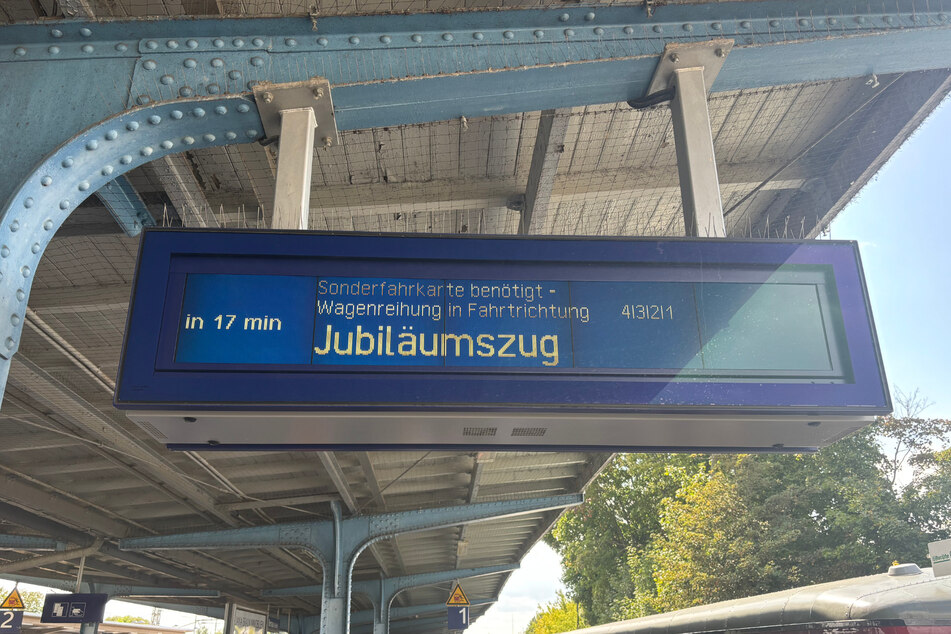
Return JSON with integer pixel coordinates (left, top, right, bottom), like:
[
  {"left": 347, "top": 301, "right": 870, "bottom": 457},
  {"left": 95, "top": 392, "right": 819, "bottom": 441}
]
[
  {"left": 0, "top": 587, "right": 46, "bottom": 613},
  {"left": 525, "top": 591, "right": 589, "bottom": 634},
  {"left": 546, "top": 454, "right": 707, "bottom": 624},
  {"left": 108, "top": 616, "right": 150, "bottom": 624}
]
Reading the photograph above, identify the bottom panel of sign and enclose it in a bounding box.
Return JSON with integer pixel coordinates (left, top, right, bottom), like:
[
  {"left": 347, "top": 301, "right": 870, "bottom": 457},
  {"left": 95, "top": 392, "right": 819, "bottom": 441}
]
[{"left": 127, "top": 411, "right": 871, "bottom": 452}]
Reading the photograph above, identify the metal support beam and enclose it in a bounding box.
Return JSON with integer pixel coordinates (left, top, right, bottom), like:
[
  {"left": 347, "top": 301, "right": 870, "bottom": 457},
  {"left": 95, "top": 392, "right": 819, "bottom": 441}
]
[
  {"left": 94, "top": 176, "right": 156, "bottom": 237},
  {"left": 0, "top": 574, "right": 219, "bottom": 599},
  {"left": 271, "top": 108, "right": 316, "bottom": 230},
  {"left": 0, "top": 540, "right": 102, "bottom": 574},
  {"left": 0, "top": 535, "right": 61, "bottom": 550},
  {"left": 670, "top": 67, "right": 726, "bottom": 237},
  {"left": 122, "top": 495, "right": 579, "bottom": 634},
  {"left": 518, "top": 109, "right": 570, "bottom": 235}
]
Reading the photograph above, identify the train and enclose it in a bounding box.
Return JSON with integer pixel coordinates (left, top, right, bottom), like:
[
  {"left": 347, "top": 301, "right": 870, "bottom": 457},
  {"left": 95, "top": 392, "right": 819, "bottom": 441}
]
[{"left": 569, "top": 564, "right": 950, "bottom": 634}]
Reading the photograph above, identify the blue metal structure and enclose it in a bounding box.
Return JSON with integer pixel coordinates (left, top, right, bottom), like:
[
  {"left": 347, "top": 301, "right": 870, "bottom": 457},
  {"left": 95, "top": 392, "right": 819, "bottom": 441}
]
[
  {"left": 94, "top": 176, "right": 157, "bottom": 237},
  {"left": 0, "top": 1, "right": 948, "bottom": 409},
  {"left": 121, "top": 495, "right": 580, "bottom": 634},
  {"left": 0, "top": 536, "right": 61, "bottom": 550}
]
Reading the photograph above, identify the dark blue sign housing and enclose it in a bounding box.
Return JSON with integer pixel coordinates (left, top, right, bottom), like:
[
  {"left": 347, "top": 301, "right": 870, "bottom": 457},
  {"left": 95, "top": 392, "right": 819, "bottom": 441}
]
[
  {"left": 447, "top": 607, "right": 469, "bottom": 630},
  {"left": 115, "top": 230, "right": 890, "bottom": 452},
  {"left": 40, "top": 594, "right": 108, "bottom": 624}
]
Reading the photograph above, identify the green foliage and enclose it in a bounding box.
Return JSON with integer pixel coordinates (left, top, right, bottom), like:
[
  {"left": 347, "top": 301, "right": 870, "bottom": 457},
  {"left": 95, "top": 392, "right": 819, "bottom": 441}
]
[
  {"left": 525, "top": 591, "right": 589, "bottom": 634},
  {"left": 0, "top": 587, "right": 46, "bottom": 614},
  {"left": 543, "top": 393, "right": 951, "bottom": 626},
  {"left": 108, "top": 616, "right": 151, "bottom": 624}
]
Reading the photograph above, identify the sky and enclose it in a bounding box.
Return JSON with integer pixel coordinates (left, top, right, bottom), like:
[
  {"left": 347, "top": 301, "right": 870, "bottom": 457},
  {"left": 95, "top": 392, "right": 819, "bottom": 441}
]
[{"left": 4, "top": 97, "right": 951, "bottom": 634}]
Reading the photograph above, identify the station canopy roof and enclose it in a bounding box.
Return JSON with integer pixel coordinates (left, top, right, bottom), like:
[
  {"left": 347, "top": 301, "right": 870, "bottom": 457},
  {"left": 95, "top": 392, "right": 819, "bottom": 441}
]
[{"left": 0, "top": 0, "right": 949, "bottom": 632}]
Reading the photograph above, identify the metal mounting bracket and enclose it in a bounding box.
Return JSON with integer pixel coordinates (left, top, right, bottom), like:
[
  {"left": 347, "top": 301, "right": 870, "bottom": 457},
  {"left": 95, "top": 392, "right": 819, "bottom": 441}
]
[
  {"left": 253, "top": 77, "right": 339, "bottom": 146},
  {"left": 647, "top": 39, "right": 733, "bottom": 95}
]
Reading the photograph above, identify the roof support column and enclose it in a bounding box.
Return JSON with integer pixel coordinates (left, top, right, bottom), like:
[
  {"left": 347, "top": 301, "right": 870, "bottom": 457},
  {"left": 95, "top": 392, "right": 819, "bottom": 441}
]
[{"left": 121, "top": 495, "right": 581, "bottom": 634}]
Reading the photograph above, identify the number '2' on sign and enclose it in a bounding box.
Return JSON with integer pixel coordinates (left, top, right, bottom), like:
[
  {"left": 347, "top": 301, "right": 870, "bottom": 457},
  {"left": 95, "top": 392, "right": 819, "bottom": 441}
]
[{"left": 1, "top": 611, "right": 23, "bottom": 634}]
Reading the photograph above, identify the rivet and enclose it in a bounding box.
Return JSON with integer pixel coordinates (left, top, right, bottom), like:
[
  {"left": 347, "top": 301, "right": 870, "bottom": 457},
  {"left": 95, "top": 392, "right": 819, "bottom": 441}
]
[
  {"left": 411, "top": 34, "right": 422, "bottom": 42},
  {"left": 41, "top": 176, "right": 52, "bottom": 186},
  {"left": 769, "top": 19, "right": 780, "bottom": 27},
  {"left": 682, "top": 23, "right": 694, "bottom": 31},
  {"left": 167, "top": 40, "right": 179, "bottom": 49},
  {"left": 711, "top": 22, "right": 722, "bottom": 30},
  {"left": 229, "top": 70, "right": 242, "bottom": 79},
  {"left": 262, "top": 92, "right": 273, "bottom": 103},
  {"left": 186, "top": 39, "right": 199, "bottom": 48},
  {"left": 14, "top": 47, "right": 27, "bottom": 57},
  {"left": 215, "top": 105, "right": 228, "bottom": 115},
  {"left": 285, "top": 38, "right": 297, "bottom": 46},
  {"left": 828, "top": 17, "right": 838, "bottom": 25},
  {"left": 145, "top": 40, "right": 159, "bottom": 49},
  {"left": 5, "top": 338, "right": 14, "bottom": 350},
  {"left": 184, "top": 58, "right": 197, "bottom": 68},
  {"left": 669, "top": 53, "right": 680, "bottom": 62},
  {"left": 193, "top": 107, "right": 206, "bottom": 117},
  {"left": 78, "top": 181, "right": 90, "bottom": 191},
  {"left": 715, "top": 47, "right": 726, "bottom": 57},
  {"left": 213, "top": 38, "right": 225, "bottom": 47},
  {"left": 20, "top": 265, "right": 29, "bottom": 278},
  {"left": 624, "top": 26, "right": 635, "bottom": 34},
  {"left": 252, "top": 37, "right": 264, "bottom": 46},
  {"left": 2, "top": 246, "right": 10, "bottom": 257},
  {"left": 563, "top": 28, "right": 574, "bottom": 36},
  {"left": 584, "top": 11, "right": 595, "bottom": 21},
  {"left": 101, "top": 165, "right": 113, "bottom": 176},
  {"left": 472, "top": 32, "right": 483, "bottom": 40},
  {"left": 203, "top": 133, "right": 216, "bottom": 142},
  {"left": 24, "top": 198, "right": 34, "bottom": 208},
  {"left": 59, "top": 200, "right": 69, "bottom": 210},
  {"left": 148, "top": 115, "right": 162, "bottom": 125},
  {"left": 119, "top": 154, "right": 132, "bottom": 164},
  {"left": 30, "top": 244, "right": 39, "bottom": 255},
  {"left": 16, "top": 290, "right": 25, "bottom": 301},
  {"left": 43, "top": 220, "right": 53, "bottom": 231},
  {"left": 799, "top": 18, "right": 810, "bottom": 26},
  {"left": 183, "top": 136, "right": 195, "bottom": 145},
  {"left": 233, "top": 38, "right": 245, "bottom": 47},
  {"left": 79, "top": 27, "right": 92, "bottom": 37},
  {"left": 207, "top": 83, "right": 220, "bottom": 94},
  {"left": 211, "top": 57, "right": 224, "bottom": 67},
  {"left": 533, "top": 29, "right": 544, "bottom": 37},
  {"left": 594, "top": 26, "right": 604, "bottom": 35},
  {"left": 225, "top": 131, "right": 237, "bottom": 140},
  {"left": 143, "top": 59, "right": 158, "bottom": 70},
  {"left": 61, "top": 158, "right": 74, "bottom": 168},
  {"left": 251, "top": 56, "right": 265, "bottom": 66},
  {"left": 350, "top": 36, "right": 360, "bottom": 44},
  {"left": 160, "top": 74, "right": 174, "bottom": 85},
  {"left": 160, "top": 140, "right": 173, "bottom": 149},
  {"left": 246, "top": 129, "right": 259, "bottom": 138},
  {"left": 559, "top": 13, "right": 570, "bottom": 22},
  {"left": 502, "top": 31, "right": 514, "bottom": 39},
  {"left": 48, "top": 45, "right": 60, "bottom": 54},
  {"left": 170, "top": 109, "right": 184, "bottom": 119},
  {"left": 237, "top": 103, "right": 251, "bottom": 113},
  {"left": 115, "top": 43, "right": 128, "bottom": 51},
  {"left": 740, "top": 20, "right": 751, "bottom": 28},
  {"left": 10, "top": 315, "right": 19, "bottom": 327},
  {"left": 141, "top": 146, "right": 153, "bottom": 156},
  {"left": 127, "top": 121, "right": 139, "bottom": 131},
  {"left": 51, "top": 29, "right": 63, "bottom": 38},
  {"left": 652, "top": 25, "right": 662, "bottom": 33},
  {"left": 6, "top": 223, "right": 15, "bottom": 235}
]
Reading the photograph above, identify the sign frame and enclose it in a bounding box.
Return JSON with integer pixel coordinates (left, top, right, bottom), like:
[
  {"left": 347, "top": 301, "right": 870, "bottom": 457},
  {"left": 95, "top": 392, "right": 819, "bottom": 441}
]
[{"left": 115, "top": 230, "right": 890, "bottom": 452}]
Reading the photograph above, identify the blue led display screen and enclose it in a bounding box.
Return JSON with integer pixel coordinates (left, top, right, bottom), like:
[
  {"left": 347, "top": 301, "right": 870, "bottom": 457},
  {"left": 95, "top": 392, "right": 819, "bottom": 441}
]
[{"left": 173, "top": 269, "right": 845, "bottom": 379}]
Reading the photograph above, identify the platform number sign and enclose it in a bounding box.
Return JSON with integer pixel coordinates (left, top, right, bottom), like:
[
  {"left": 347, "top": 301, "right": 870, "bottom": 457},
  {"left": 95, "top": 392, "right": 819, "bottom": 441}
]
[
  {"left": 446, "top": 582, "right": 471, "bottom": 631},
  {"left": 1, "top": 588, "right": 25, "bottom": 634}
]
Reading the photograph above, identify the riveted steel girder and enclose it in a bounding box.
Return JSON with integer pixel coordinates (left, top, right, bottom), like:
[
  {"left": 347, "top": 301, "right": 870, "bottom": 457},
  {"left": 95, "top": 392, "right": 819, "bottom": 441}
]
[
  {"left": 0, "top": 535, "right": 61, "bottom": 550},
  {"left": 94, "top": 175, "right": 157, "bottom": 237},
  {"left": 0, "top": 574, "right": 220, "bottom": 598},
  {"left": 122, "top": 496, "right": 578, "bottom": 634}
]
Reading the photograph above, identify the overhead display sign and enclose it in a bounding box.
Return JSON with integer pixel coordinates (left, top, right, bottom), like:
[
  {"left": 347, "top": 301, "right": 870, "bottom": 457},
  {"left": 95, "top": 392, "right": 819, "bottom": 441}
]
[
  {"left": 115, "top": 231, "right": 890, "bottom": 452},
  {"left": 40, "top": 594, "right": 108, "bottom": 624}
]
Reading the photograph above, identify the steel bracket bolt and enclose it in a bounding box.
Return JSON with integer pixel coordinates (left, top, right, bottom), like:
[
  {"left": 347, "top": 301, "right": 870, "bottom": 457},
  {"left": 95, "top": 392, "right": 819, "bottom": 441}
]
[
  {"left": 669, "top": 53, "right": 680, "bottom": 63},
  {"left": 715, "top": 48, "right": 726, "bottom": 58},
  {"left": 263, "top": 92, "right": 274, "bottom": 104},
  {"left": 322, "top": 136, "right": 333, "bottom": 148},
  {"left": 313, "top": 87, "right": 325, "bottom": 99}
]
